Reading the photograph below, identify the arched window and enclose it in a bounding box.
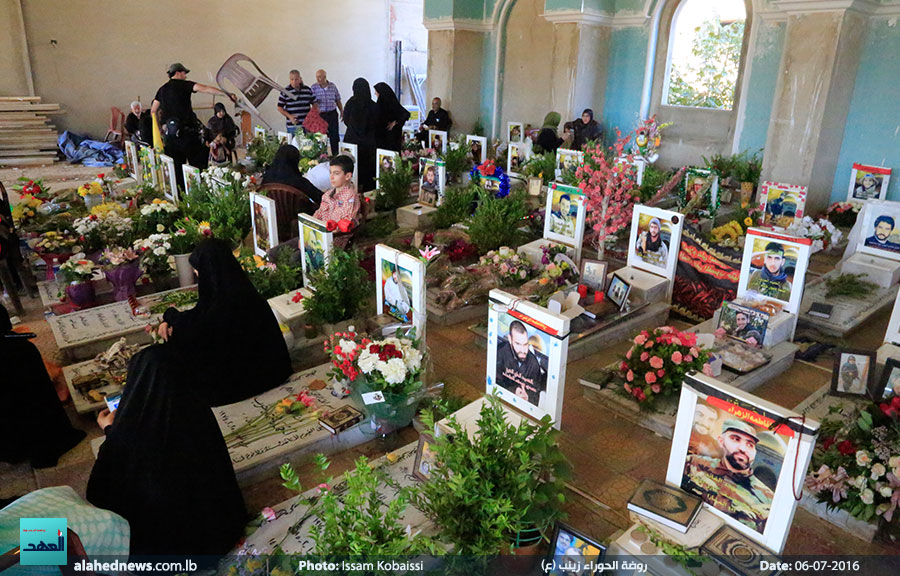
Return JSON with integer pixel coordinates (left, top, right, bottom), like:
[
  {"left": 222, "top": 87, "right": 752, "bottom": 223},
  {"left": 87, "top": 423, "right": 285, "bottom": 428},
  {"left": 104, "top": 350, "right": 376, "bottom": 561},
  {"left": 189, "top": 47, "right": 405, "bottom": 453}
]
[{"left": 662, "top": 0, "right": 747, "bottom": 110}]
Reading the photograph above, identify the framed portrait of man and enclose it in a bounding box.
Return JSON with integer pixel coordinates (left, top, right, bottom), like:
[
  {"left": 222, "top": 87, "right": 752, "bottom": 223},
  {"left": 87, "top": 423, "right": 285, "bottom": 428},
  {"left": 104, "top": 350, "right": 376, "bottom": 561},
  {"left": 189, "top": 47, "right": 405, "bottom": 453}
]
[
  {"left": 683, "top": 168, "right": 719, "bottom": 214},
  {"left": 544, "top": 183, "right": 586, "bottom": 251},
  {"left": 418, "top": 158, "right": 446, "bottom": 207},
  {"left": 466, "top": 135, "right": 487, "bottom": 165},
  {"left": 545, "top": 523, "right": 606, "bottom": 576},
  {"left": 375, "top": 148, "right": 398, "bottom": 189},
  {"left": 737, "top": 228, "right": 812, "bottom": 316},
  {"left": 757, "top": 181, "right": 807, "bottom": 228},
  {"left": 626, "top": 205, "right": 684, "bottom": 291},
  {"left": 854, "top": 201, "right": 900, "bottom": 262},
  {"left": 847, "top": 163, "right": 891, "bottom": 202},
  {"left": 249, "top": 192, "right": 278, "bottom": 257},
  {"left": 579, "top": 259, "right": 608, "bottom": 294},
  {"left": 276, "top": 131, "right": 291, "bottom": 145},
  {"left": 508, "top": 143, "right": 522, "bottom": 177},
  {"left": 486, "top": 289, "right": 570, "bottom": 426},
  {"left": 412, "top": 433, "right": 438, "bottom": 482},
  {"left": 874, "top": 358, "right": 900, "bottom": 400},
  {"left": 124, "top": 141, "right": 140, "bottom": 181},
  {"left": 428, "top": 129, "right": 447, "bottom": 154},
  {"left": 666, "top": 373, "right": 819, "bottom": 553},
  {"left": 338, "top": 142, "right": 359, "bottom": 189},
  {"left": 253, "top": 125, "right": 267, "bottom": 140},
  {"left": 717, "top": 301, "right": 768, "bottom": 348},
  {"left": 298, "top": 213, "right": 333, "bottom": 290},
  {"left": 159, "top": 154, "right": 179, "bottom": 204},
  {"left": 829, "top": 349, "right": 874, "bottom": 398},
  {"left": 507, "top": 122, "right": 524, "bottom": 143},
  {"left": 375, "top": 244, "right": 426, "bottom": 338},
  {"left": 616, "top": 156, "right": 647, "bottom": 187}
]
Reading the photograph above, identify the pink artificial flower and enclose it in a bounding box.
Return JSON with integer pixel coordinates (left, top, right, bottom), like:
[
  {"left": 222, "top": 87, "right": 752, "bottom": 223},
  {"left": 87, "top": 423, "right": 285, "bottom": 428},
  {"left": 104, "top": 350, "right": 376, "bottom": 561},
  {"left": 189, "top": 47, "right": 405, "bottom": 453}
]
[
  {"left": 651, "top": 384, "right": 661, "bottom": 394},
  {"left": 419, "top": 246, "right": 441, "bottom": 261},
  {"left": 640, "top": 351, "right": 649, "bottom": 362},
  {"left": 620, "top": 361, "right": 628, "bottom": 371},
  {"left": 645, "top": 372, "right": 657, "bottom": 384},
  {"left": 634, "top": 334, "right": 647, "bottom": 346},
  {"left": 649, "top": 356, "right": 664, "bottom": 370},
  {"left": 623, "top": 383, "right": 632, "bottom": 393},
  {"left": 317, "top": 483, "right": 330, "bottom": 494},
  {"left": 672, "top": 351, "right": 683, "bottom": 365},
  {"left": 657, "top": 369, "right": 665, "bottom": 378},
  {"left": 684, "top": 355, "right": 693, "bottom": 363},
  {"left": 702, "top": 363, "right": 714, "bottom": 376},
  {"left": 625, "top": 349, "right": 632, "bottom": 360},
  {"left": 690, "top": 347, "right": 700, "bottom": 357},
  {"left": 261, "top": 507, "right": 276, "bottom": 522},
  {"left": 626, "top": 370, "right": 634, "bottom": 382},
  {"left": 644, "top": 340, "right": 655, "bottom": 349}
]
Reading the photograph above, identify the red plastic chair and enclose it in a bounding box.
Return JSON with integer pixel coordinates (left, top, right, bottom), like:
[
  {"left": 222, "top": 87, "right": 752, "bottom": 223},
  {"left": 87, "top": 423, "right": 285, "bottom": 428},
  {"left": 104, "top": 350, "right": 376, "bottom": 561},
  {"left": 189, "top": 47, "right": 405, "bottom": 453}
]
[{"left": 104, "top": 106, "right": 126, "bottom": 148}]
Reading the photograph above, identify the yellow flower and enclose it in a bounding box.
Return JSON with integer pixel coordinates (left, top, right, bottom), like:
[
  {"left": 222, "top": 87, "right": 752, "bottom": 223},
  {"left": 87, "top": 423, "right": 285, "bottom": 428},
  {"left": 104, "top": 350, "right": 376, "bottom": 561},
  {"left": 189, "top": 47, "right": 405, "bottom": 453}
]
[
  {"left": 386, "top": 452, "right": 399, "bottom": 463},
  {"left": 538, "top": 277, "right": 549, "bottom": 286},
  {"left": 278, "top": 397, "right": 293, "bottom": 408},
  {"left": 273, "top": 405, "right": 284, "bottom": 415},
  {"left": 744, "top": 217, "right": 753, "bottom": 227}
]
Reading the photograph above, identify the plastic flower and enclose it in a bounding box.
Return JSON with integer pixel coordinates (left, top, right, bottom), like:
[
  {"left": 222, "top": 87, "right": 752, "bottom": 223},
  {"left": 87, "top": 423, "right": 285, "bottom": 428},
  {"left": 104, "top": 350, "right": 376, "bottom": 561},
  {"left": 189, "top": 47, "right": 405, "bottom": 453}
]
[
  {"left": 672, "top": 351, "right": 683, "bottom": 365},
  {"left": 856, "top": 450, "right": 873, "bottom": 467},
  {"left": 649, "top": 356, "right": 664, "bottom": 370},
  {"left": 872, "top": 463, "right": 886, "bottom": 480},
  {"left": 645, "top": 372, "right": 657, "bottom": 384},
  {"left": 261, "top": 507, "right": 276, "bottom": 522},
  {"left": 419, "top": 246, "right": 440, "bottom": 261}
]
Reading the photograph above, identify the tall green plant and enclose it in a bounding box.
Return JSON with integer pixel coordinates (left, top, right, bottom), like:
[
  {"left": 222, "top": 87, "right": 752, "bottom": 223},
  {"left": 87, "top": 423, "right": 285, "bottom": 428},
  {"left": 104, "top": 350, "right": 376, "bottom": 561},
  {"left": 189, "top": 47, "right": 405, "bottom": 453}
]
[
  {"left": 467, "top": 190, "right": 528, "bottom": 254},
  {"left": 182, "top": 172, "right": 251, "bottom": 250},
  {"left": 375, "top": 160, "right": 414, "bottom": 211},
  {"left": 733, "top": 149, "right": 763, "bottom": 183},
  {"left": 413, "top": 394, "right": 571, "bottom": 555},
  {"left": 247, "top": 134, "right": 281, "bottom": 169},
  {"left": 302, "top": 247, "right": 370, "bottom": 324},
  {"left": 442, "top": 137, "right": 470, "bottom": 182},
  {"left": 523, "top": 152, "right": 557, "bottom": 185},
  {"left": 432, "top": 185, "right": 477, "bottom": 230}
]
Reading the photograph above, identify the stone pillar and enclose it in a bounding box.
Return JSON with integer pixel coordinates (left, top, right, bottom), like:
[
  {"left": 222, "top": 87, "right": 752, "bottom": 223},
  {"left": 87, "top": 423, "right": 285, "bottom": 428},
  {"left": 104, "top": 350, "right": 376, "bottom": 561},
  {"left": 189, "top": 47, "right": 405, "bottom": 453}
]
[
  {"left": 546, "top": 19, "right": 611, "bottom": 132},
  {"left": 425, "top": 28, "right": 487, "bottom": 134},
  {"left": 761, "top": 8, "right": 868, "bottom": 214}
]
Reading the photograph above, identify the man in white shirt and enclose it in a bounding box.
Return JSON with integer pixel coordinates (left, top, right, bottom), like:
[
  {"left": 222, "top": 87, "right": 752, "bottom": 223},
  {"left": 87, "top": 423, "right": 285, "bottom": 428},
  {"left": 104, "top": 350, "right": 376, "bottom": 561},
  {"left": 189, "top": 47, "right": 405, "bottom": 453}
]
[{"left": 383, "top": 268, "right": 411, "bottom": 320}]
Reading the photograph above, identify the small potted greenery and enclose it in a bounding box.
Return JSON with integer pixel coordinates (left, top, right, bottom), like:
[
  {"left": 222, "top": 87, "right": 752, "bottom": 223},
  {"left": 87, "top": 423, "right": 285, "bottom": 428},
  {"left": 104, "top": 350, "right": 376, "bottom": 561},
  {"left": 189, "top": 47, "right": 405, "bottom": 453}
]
[
  {"left": 467, "top": 189, "right": 528, "bottom": 254},
  {"left": 733, "top": 150, "right": 762, "bottom": 204},
  {"left": 522, "top": 152, "right": 557, "bottom": 195},
  {"left": 413, "top": 394, "right": 571, "bottom": 556},
  {"left": 442, "top": 137, "right": 471, "bottom": 185},
  {"left": 279, "top": 454, "right": 438, "bottom": 557},
  {"left": 431, "top": 184, "right": 477, "bottom": 230},
  {"left": 375, "top": 160, "right": 414, "bottom": 212},
  {"left": 302, "top": 247, "right": 370, "bottom": 332}
]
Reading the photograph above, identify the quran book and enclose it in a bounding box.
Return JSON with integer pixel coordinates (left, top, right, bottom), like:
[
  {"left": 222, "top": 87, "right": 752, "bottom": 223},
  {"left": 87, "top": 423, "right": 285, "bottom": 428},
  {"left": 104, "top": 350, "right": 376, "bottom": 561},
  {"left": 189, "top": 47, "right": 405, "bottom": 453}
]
[
  {"left": 627, "top": 479, "right": 702, "bottom": 533},
  {"left": 318, "top": 406, "right": 364, "bottom": 434}
]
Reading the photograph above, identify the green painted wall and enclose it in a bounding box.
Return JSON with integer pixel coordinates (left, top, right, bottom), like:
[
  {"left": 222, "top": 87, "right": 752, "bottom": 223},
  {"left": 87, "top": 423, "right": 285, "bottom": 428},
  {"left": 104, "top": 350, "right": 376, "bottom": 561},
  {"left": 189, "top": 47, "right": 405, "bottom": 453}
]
[
  {"left": 737, "top": 20, "right": 785, "bottom": 154},
  {"left": 602, "top": 26, "right": 649, "bottom": 140}
]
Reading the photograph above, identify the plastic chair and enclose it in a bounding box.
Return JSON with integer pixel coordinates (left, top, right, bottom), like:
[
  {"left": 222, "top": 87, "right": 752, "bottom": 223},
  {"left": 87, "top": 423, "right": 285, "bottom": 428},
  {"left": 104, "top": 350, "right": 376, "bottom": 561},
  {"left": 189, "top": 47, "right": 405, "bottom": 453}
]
[
  {"left": 103, "top": 107, "right": 125, "bottom": 148},
  {"left": 216, "top": 53, "right": 294, "bottom": 131},
  {"left": 257, "top": 182, "right": 316, "bottom": 241}
]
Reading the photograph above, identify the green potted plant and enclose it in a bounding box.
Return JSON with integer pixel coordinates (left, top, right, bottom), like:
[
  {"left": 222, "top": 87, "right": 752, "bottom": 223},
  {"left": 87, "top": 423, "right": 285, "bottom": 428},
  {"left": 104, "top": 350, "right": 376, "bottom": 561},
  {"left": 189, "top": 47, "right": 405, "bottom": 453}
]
[
  {"left": 240, "top": 250, "right": 303, "bottom": 300},
  {"left": 441, "top": 137, "right": 470, "bottom": 185},
  {"left": 432, "top": 185, "right": 477, "bottom": 230},
  {"left": 247, "top": 133, "right": 281, "bottom": 169},
  {"left": 280, "top": 454, "right": 438, "bottom": 557},
  {"left": 467, "top": 189, "right": 528, "bottom": 254},
  {"left": 733, "top": 150, "right": 762, "bottom": 204},
  {"left": 522, "top": 152, "right": 557, "bottom": 188},
  {"left": 302, "top": 247, "right": 370, "bottom": 330},
  {"left": 375, "top": 159, "right": 414, "bottom": 212},
  {"left": 413, "top": 394, "right": 571, "bottom": 555}
]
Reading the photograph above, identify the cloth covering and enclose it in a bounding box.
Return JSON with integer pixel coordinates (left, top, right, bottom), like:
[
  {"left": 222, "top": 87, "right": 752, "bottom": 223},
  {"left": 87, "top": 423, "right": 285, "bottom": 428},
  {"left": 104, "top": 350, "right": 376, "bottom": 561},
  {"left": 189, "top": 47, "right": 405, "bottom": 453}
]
[
  {"left": 86, "top": 346, "right": 245, "bottom": 555},
  {"left": 0, "top": 305, "right": 85, "bottom": 468},
  {"left": 671, "top": 228, "right": 742, "bottom": 322},
  {"left": 0, "top": 486, "right": 130, "bottom": 569},
  {"left": 57, "top": 131, "right": 124, "bottom": 167},
  {"left": 161, "top": 238, "right": 292, "bottom": 407}
]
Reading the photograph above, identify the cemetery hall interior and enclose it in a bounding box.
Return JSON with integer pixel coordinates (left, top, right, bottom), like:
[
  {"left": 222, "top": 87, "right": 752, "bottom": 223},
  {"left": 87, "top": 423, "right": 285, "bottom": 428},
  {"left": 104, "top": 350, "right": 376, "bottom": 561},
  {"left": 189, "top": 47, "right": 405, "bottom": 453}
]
[{"left": 3, "top": 0, "right": 900, "bottom": 573}]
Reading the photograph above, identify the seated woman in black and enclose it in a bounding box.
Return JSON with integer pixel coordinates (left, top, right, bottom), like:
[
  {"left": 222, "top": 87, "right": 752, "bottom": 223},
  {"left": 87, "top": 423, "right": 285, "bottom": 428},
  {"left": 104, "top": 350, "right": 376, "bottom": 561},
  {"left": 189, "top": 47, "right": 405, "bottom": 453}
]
[
  {"left": 158, "top": 238, "right": 293, "bottom": 407},
  {"left": 261, "top": 144, "right": 324, "bottom": 211},
  {"left": 206, "top": 102, "right": 238, "bottom": 164},
  {"left": 0, "top": 304, "right": 85, "bottom": 468}
]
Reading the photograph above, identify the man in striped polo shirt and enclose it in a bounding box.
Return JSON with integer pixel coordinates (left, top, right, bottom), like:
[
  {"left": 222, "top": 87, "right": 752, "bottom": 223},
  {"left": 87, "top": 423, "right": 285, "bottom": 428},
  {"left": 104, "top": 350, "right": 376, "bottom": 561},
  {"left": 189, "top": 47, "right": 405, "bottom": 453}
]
[
  {"left": 311, "top": 69, "right": 343, "bottom": 155},
  {"left": 277, "top": 70, "right": 316, "bottom": 135}
]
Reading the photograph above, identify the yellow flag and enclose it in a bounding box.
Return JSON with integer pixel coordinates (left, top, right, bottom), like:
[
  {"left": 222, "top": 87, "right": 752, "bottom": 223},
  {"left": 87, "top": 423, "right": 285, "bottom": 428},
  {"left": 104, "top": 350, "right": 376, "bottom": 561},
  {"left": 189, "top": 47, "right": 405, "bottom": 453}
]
[{"left": 152, "top": 114, "right": 164, "bottom": 152}]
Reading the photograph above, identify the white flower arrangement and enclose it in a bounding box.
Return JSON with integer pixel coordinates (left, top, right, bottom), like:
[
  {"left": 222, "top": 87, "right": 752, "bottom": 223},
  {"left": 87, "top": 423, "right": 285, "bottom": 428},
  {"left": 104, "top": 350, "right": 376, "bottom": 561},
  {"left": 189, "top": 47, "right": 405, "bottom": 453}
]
[
  {"left": 787, "top": 216, "right": 843, "bottom": 254},
  {"left": 134, "top": 234, "right": 173, "bottom": 276},
  {"left": 58, "top": 254, "right": 96, "bottom": 282},
  {"left": 352, "top": 334, "right": 423, "bottom": 393},
  {"left": 139, "top": 200, "right": 178, "bottom": 216}
]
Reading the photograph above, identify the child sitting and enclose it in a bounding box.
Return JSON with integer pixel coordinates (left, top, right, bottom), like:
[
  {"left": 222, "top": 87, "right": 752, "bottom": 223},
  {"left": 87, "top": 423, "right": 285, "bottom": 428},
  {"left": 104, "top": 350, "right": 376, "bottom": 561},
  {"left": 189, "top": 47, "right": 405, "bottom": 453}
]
[{"left": 313, "top": 155, "right": 359, "bottom": 233}]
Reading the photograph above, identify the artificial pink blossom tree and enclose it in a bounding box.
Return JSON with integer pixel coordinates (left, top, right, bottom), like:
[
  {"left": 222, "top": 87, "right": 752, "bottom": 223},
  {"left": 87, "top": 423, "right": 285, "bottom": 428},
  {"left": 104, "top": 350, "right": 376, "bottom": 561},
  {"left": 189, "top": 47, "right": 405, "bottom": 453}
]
[{"left": 576, "top": 132, "right": 639, "bottom": 260}]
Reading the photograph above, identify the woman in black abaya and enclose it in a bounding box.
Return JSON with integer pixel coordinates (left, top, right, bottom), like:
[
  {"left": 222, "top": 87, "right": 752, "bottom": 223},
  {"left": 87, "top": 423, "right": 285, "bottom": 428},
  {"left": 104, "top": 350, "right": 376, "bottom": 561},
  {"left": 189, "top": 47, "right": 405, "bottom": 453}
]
[
  {"left": 0, "top": 304, "right": 85, "bottom": 468},
  {"left": 374, "top": 82, "right": 410, "bottom": 152},
  {"left": 261, "top": 144, "right": 324, "bottom": 210},
  {"left": 342, "top": 78, "right": 378, "bottom": 192},
  {"left": 158, "top": 237, "right": 292, "bottom": 407},
  {"left": 86, "top": 345, "right": 245, "bottom": 555}
]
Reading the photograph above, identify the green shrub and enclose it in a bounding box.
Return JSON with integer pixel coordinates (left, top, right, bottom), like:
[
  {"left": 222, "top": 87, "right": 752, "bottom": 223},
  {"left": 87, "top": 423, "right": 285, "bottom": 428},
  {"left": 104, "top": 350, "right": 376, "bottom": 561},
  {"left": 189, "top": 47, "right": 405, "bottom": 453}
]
[
  {"left": 302, "top": 247, "right": 370, "bottom": 324},
  {"left": 246, "top": 134, "right": 281, "bottom": 169},
  {"left": 467, "top": 190, "right": 528, "bottom": 254},
  {"left": 522, "top": 152, "right": 557, "bottom": 185},
  {"left": 432, "top": 185, "right": 477, "bottom": 230},
  {"left": 375, "top": 159, "right": 414, "bottom": 211},
  {"left": 442, "top": 137, "right": 471, "bottom": 182}
]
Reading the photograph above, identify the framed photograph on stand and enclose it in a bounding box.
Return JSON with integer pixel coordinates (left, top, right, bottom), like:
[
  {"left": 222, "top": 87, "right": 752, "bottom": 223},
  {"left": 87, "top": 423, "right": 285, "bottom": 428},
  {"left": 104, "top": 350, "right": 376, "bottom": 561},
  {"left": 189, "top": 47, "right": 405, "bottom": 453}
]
[
  {"left": 873, "top": 357, "right": 900, "bottom": 399},
  {"left": 545, "top": 523, "right": 606, "bottom": 575},
  {"left": 847, "top": 163, "right": 891, "bottom": 202},
  {"left": 159, "top": 154, "right": 179, "bottom": 204},
  {"left": 412, "top": 433, "right": 438, "bottom": 482},
  {"left": 376, "top": 148, "right": 398, "bottom": 188},
  {"left": 737, "top": 228, "right": 812, "bottom": 316},
  {"left": 375, "top": 244, "right": 426, "bottom": 337},
  {"left": 253, "top": 125, "right": 267, "bottom": 139},
  {"left": 338, "top": 142, "right": 359, "bottom": 189},
  {"left": 508, "top": 143, "right": 522, "bottom": 177},
  {"left": 717, "top": 301, "right": 769, "bottom": 347},
  {"left": 418, "top": 158, "right": 446, "bottom": 207},
  {"left": 507, "top": 122, "right": 524, "bottom": 143},
  {"left": 140, "top": 147, "right": 158, "bottom": 188},
  {"left": 830, "top": 349, "right": 874, "bottom": 398},
  {"left": 486, "top": 289, "right": 570, "bottom": 426},
  {"left": 666, "top": 373, "right": 819, "bottom": 553},
  {"left": 249, "top": 192, "right": 278, "bottom": 257},
  {"left": 854, "top": 201, "right": 900, "bottom": 262},
  {"left": 276, "top": 131, "right": 291, "bottom": 145},
  {"left": 617, "top": 156, "right": 647, "bottom": 186},
  {"left": 579, "top": 259, "right": 608, "bottom": 294},
  {"left": 626, "top": 205, "right": 684, "bottom": 290},
  {"left": 758, "top": 181, "right": 807, "bottom": 228},
  {"left": 684, "top": 168, "right": 719, "bottom": 214},
  {"left": 606, "top": 274, "right": 631, "bottom": 311},
  {"left": 298, "top": 213, "right": 333, "bottom": 290},
  {"left": 182, "top": 164, "right": 201, "bottom": 195},
  {"left": 544, "top": 183, "right": 586, "bottom": 250},
  {"left": 556, "top": 149, "right": 583, "bottom": 180},
  {"left": 428, "top": 130, "right": 447, "bottom": 154},
  {"left": 124, "top": 141, "right": 140, "bottom": 181},
  {"left": 466, "top": 135, "right": 487, "bottom": 165}
]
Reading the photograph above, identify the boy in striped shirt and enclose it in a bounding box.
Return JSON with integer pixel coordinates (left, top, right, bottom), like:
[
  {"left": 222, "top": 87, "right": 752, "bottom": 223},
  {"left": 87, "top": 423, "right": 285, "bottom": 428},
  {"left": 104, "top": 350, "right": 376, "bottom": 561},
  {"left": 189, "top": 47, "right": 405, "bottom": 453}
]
[{"left": 313, "top": 155, "right": 360, "bottom": 233}]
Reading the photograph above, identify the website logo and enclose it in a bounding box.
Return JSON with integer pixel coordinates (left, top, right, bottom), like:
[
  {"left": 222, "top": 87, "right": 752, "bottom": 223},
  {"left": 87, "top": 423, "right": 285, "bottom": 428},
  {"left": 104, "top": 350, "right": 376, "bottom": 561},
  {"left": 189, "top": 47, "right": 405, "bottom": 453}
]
[{"left": 20, "top": 518, "right": 67, "bottom": 565}]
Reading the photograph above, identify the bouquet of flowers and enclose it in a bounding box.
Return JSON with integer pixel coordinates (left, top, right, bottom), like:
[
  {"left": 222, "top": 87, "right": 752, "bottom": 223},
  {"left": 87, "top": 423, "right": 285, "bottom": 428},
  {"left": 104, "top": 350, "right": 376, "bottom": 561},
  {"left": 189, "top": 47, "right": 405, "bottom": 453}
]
[
  {"left": 11, "top": 194, "right": 42, "bottom": 226},
  {"left": 34, "top": 231, "right": 79, "bottom": 255},
  {"left": 57, "top": 255, "right": 96, "bottom": 283},
  {"left": 13, "top": 177, "right": 51, "bottom": 198},
  {"left": 239, "top": 252, "right": 302, "bottom": 299},
  {"left": 113, "top": 162, "right": 130, "bottom": 179},
  {"left": 102, "top": 246, "right": 141, "bottom": 267},
  {"left": 324, "top": 330, "right": 370, "bottom": 384},
  {"left": 324, "top": 330, "right": 425, "bottom": 396},
  {"left": 169, "top": 217, "right": 211, "bottom": 254},
  {"left": 133, "top": 234, "right": 173, "bottom": 277},
  {"left": 478, "top": 247, "right": 533, "bottom": 285},
  {"left": 826, "top": 202, "right": 862, "bottom": 229},
  {"left": 74, "top": 211, "right": 134, "bottom": 253},
  {"left": 806, "top": 395, "right": 900, "bottom": 525},
  {"left": 77, "top": 180, "right": 104, "bottom": 198},
  {"left": 139, "top": 198, "right": 181, "bottom": 234},
  {"left": 618, "top": 327, "right": 709, "bottom": 410},
  {"left": 201, "top": 165, "right": 255, "bottom": 192},
  {"left": 787, "top": 216, "right": 843, "bottom": 253}
]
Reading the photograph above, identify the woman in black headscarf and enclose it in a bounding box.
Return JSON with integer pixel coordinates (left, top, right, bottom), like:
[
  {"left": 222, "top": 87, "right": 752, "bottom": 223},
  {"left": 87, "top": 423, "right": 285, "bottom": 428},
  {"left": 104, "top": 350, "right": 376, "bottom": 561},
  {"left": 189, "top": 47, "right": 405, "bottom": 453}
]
[
  {"left": 261, "top": 144, "right": 324, "bottom": 208},
  {"left": 86, "top": 345, "right": 245, "bottom": 555},
  {"left": 374, "top": 82, "right": 410, "bottom": 152},
  {"left": 0, "top": 304, "right": 85, "bottom": 468},
  {"left": 158, "top": 238, "right": 292, "bottom": 407},
  {"left": 342, "top": 78, "right": 378, "bottom": 192},
  {"left": 206, "top": 103, "right": 238, "bottom": 163},
  {"left": 564, "top": 108, "right": 602, "bottom": 151}
]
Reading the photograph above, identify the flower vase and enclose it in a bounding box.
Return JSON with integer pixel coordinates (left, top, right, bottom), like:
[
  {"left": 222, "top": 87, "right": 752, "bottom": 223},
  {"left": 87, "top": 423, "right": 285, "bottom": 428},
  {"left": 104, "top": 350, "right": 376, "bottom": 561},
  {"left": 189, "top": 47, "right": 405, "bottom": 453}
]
[
  {"left": 105, "top": 261, "right": 142, "bottom": 301},
  {"left": 174, "top": 253, "right": 195, "bottom": 287},
  {"left": 65, "top": 281, "right": 96, "bottom": 310},
  {"left": 349, "top": 376, "right": 424, "bottom": 436}
]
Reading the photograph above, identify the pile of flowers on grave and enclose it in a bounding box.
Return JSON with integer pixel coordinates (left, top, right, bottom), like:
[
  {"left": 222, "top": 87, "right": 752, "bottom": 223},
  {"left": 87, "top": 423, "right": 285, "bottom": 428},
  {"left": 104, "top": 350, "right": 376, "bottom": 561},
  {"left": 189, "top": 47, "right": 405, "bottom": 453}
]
[
  {"left": 806, "top": 394, "right": 900, "bottom": 525},
  {"left": 826, "top": 201, "right": 861, "bottom": 228},
  {"left": 617, "top": 327, "right": 709, "bottom": 410},
  {"left": 786, "top": 216, "right": 843, "bottom": 253}
]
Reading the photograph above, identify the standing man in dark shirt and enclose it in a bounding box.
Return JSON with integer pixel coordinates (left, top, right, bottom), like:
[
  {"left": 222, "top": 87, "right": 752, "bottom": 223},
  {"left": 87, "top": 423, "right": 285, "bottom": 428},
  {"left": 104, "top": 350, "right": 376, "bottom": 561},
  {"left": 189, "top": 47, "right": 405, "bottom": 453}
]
[
  {"left": 417, "top": 97, "right": 452, "bottom": 144},
  {"left": 151, "top": 63, "right": 233, "bottom": 186},
  {"left": 277, "top": 70, "right": 316, "bottom": 136},
  {"left": 495, "top": 320, "right": 546, "bottom": 406}
]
